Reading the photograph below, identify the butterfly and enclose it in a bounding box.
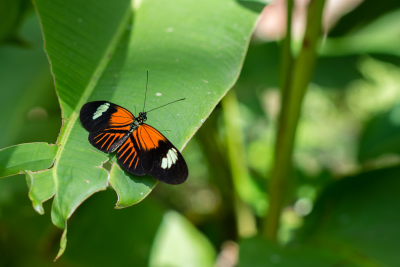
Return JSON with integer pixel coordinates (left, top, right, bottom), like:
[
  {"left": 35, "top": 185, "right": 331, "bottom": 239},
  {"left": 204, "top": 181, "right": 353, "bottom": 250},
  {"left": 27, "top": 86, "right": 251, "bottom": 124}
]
[{"left": 79, "top": 76, "right": 188, "bottom": 185}]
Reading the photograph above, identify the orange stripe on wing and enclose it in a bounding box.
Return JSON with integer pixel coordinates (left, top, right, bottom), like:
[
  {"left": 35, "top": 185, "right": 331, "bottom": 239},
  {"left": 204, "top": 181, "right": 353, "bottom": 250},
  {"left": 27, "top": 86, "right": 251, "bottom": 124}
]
[
  {"left": 95, "top": 133, "right": 109, "bottom": 144},
  {"left": 101, "top": 134, "right": 113, "bottom": 148},
  {"left": 110, "top": 106, "right": 135, "bottom": 126},
  {"left": 134, "top": 154, "right": 140, "bottom": 169},
  {"left": 138, "top": 124, "right": 166, "bottom": 151},
  {"left": 124, "top": 149, "right": 135, "bottom": 164},
  {"left": 128, "top": 151, "right": 137, "bottom": 168},
  {"left": 117, "top": 139, "right": 131, "bottom": 154},
  {"left": 106, "top": 133, "right": 121, "bottom": 151}
]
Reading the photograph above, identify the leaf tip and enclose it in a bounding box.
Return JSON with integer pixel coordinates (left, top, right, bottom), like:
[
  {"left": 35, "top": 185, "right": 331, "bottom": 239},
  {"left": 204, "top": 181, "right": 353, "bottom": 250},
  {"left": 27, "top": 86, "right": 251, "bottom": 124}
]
[{"left": 54, "top": 228, "right": 68, "bottom": 261}]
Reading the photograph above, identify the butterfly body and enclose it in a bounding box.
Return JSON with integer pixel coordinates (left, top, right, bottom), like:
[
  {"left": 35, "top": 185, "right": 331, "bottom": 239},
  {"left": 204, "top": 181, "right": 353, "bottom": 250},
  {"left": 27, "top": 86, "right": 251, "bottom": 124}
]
[{"left": 80, "top": 101, "right": 188, "bottom": 185}]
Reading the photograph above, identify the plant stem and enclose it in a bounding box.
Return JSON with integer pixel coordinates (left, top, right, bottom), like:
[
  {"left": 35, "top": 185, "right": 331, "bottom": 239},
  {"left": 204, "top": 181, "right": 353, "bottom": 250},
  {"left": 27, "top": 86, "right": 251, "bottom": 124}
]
[
  {"left": 222, "top": 90, "right": 257, "bottom": 237},
  {"left": 196, "top": 110, "right": 238, "bottom": 241},
  {"left": 263, "top": 0, "right": 326, "bottom": 242},
  {"left": 279, "top": 0, "right": 294, "bottom": 98}
]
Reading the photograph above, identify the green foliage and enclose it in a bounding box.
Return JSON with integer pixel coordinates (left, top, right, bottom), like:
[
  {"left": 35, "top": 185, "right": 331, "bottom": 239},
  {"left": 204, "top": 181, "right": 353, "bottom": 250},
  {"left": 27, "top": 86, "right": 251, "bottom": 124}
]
[
  {"left": 299, "top": 166, "right": 400, "bottom": 266},
  {"left": 2, "top": 0, "right": 400, "bottom": 266},
  {"left": 0, "top": 0, "right": 32, "bottom": 44},
  {"left": 0, "top": 143, "right": 56, "bottom": 178},
  {"left": 0, "top": 0, "right": 260, "bottom": 260},
  {"left": 109, "top": 162, "right": 157, "bottom": 209},
  {"left": 240, "top": 237, "right": 342, "bottom": 266},
  {"left": 149, "top": 211, "right": 216, "bottom": 267}
]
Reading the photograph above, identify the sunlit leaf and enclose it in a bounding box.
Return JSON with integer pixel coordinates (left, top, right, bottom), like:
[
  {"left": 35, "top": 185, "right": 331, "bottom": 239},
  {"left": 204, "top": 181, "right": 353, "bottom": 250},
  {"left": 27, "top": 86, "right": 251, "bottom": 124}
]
[
  {"left": 15, "top": 0, "right": 263, "bottom": 257},
  {"left": 26, "top": 169, "right": 55, "bottom": 214},
  {"left": 323, "top": 9, "right": 400, "bottom": 56},
  {"left": 149, "top": 211, "right": 216, "bottom": 267},
  {"left": 0, "top": 143, "right": 57, "bottom": 178},
  {"left": 109, "top": 163, "right": 156, "bottom": 209}
]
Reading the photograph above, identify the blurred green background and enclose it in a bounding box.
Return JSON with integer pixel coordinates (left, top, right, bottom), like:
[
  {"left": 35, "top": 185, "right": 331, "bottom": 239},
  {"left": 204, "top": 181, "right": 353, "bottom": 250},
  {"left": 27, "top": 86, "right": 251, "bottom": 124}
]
[{"left": 1, "top": 0, "right": 400, "bottom": 266}]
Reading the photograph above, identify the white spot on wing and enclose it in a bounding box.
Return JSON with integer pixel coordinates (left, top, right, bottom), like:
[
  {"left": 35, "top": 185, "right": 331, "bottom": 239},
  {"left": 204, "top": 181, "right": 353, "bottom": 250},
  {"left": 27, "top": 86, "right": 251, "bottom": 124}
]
[
  {"left": 161, "top": 157, "right": 168, "bottom": 169},
  {"left": 156, "top": 92, "right": 162, "bottom": 96},
  {"left": 161, "top": 148, "right": 179, "bottom": 169},
  {"left": 167, "top": 151, "right": 173, "bottom": 168},
  {"left": 93, "top": 103, "right": 110, "bottom": 119},
  {"left": 170, "top": 148, "right": 178, "bottom": 163}
]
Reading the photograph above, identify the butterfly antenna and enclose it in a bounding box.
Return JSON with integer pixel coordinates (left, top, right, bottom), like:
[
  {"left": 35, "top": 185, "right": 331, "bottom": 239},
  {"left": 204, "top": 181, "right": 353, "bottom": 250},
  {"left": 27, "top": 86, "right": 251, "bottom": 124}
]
[
  {"left": 143, "top": 71, "right": 149, "bottom": 113},
  {"left": 146, "top": 98, "right": 186, "bottom": 113}
]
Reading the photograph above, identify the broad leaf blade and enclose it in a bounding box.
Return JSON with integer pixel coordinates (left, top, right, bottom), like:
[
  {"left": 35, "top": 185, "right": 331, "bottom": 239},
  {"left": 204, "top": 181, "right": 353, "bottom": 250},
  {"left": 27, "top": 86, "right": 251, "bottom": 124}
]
[
  {"left": 0, "top": 143, "right": 57, "bottom": 178},
  {"left": 34, "top": 0, "right": 133, "bottom": 118},
  {"left": 298, "top": 166, "right": 400, "bottom": 266},
  {"left": 239, "top": 237, "right": 347, "bottom": 267},
  {"left": 97, "top": 0, "right": 261, "bottom": 206},
  {"left": 26, "top": 169, "right": 55, "bottom": 214},
  {"left": 322, "top": 9, "right": 400, "bottom": 56},
  {"left": 33, "top": 0, "right": 132, "bottom": 256},
  {"left": 149, "top": 211, "right": 216, "bottom": 267},
  {"left": 358, "top": 103, "right": 400, "bottom": 162},
  {"left": 109, "top": 163, "right": 156, "bottom": 209},
  {"left": 33, "top": 0, "right": 261, "bottom": 257}
]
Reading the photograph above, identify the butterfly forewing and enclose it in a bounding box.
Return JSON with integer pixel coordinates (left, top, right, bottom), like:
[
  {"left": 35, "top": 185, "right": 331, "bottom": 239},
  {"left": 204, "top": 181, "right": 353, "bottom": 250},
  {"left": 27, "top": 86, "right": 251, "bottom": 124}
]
[
  {"left": 80, "top": 101, "right": 134, "bottom": 132},
  {"left": 80, "top": 101, "right": 134, "bottom": 153},
  {"left": 138, "top": 124, "right": 188, "bottom": 184}
]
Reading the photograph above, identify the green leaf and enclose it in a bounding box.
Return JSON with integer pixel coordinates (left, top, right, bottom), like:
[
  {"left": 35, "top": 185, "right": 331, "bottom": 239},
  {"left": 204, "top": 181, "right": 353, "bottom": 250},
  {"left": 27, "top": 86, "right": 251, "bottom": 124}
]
[
  {"left": 26, "top": 169, "right": 55, "bottom": 214},
  {"left": 322, "top": 9, "right": 400, "bottom": 56},
  {"left": 358, "top": 103, "right": 400, "bottom": 163},
  {"left": 30, "top": 0, "right": 260, "bottom": 257},
  {"left": 0, "top": 180, "right": 164, "bottom": 266},
  {"left": 298, "top": 166, "right": 400, "bottom": 266},
  {"left": 0, "top": 143, "right": 57, "bottom": 178},
  {"left": 30, "top": 0, "right": 132, "bottom": 257},
  {"left": 0, "top": 0, "right": 31, "bottom": 44},
  {"left": 149, "top": 211, "right": 216, "bottom": 267},
  {"left": 329, "top": 0, "right": 400, "bottom": 38},
  {"left": 0, "top": 12, "right": 57, "bottom": 148},
  {"left": 109, "top": 163, "right": 157, "bottom": 209},
  {"left": 63, "top": 190, "right": 164, "bottom": 266},
  {"left": 239, "top": 237, "right": 346, "bottom": 267}
]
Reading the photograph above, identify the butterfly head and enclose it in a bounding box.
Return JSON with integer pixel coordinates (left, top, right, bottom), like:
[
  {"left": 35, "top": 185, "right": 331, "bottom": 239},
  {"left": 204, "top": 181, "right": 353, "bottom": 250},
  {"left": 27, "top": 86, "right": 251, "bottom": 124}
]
[{"left": 137, "top": 112, "right": 147, "bottom": 124}]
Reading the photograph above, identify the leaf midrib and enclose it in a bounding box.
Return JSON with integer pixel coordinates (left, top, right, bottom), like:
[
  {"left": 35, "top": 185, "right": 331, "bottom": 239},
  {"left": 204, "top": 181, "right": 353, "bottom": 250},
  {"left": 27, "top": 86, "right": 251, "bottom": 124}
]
[{"left": 49, "top": 7, "right": 132, "bottom": 222}]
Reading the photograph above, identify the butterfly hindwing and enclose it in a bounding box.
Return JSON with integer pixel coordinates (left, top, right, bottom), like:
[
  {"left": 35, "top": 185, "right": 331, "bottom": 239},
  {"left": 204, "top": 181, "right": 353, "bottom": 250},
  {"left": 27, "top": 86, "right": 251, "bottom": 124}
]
[
  {"left": 116, "top": 133, "right": 146, "bottom": 176},
  {"left": 137, "top": 124, "right": 188, "bottom": 184},
  {"left": 89, "top": 130, "right": 129, "bottom": 153}
]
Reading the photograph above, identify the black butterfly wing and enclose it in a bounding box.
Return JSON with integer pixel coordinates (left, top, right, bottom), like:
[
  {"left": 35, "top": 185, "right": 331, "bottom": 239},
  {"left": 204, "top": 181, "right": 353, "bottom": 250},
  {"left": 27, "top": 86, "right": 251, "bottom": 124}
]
[
  {"left": 88, "top": 130, "right": 129, "bottom": 153},
  {"left": 116, "top": 132, "right": 146, "bottom": 176},
  {"left": 80, "top": 101, "right": 134, "bottom": 153},
  {"left": 136, "top": 124, "right": 188, "bottom": 185},
  {"left": 80, "top": 101, "right": 188, "bottom": 184}
]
